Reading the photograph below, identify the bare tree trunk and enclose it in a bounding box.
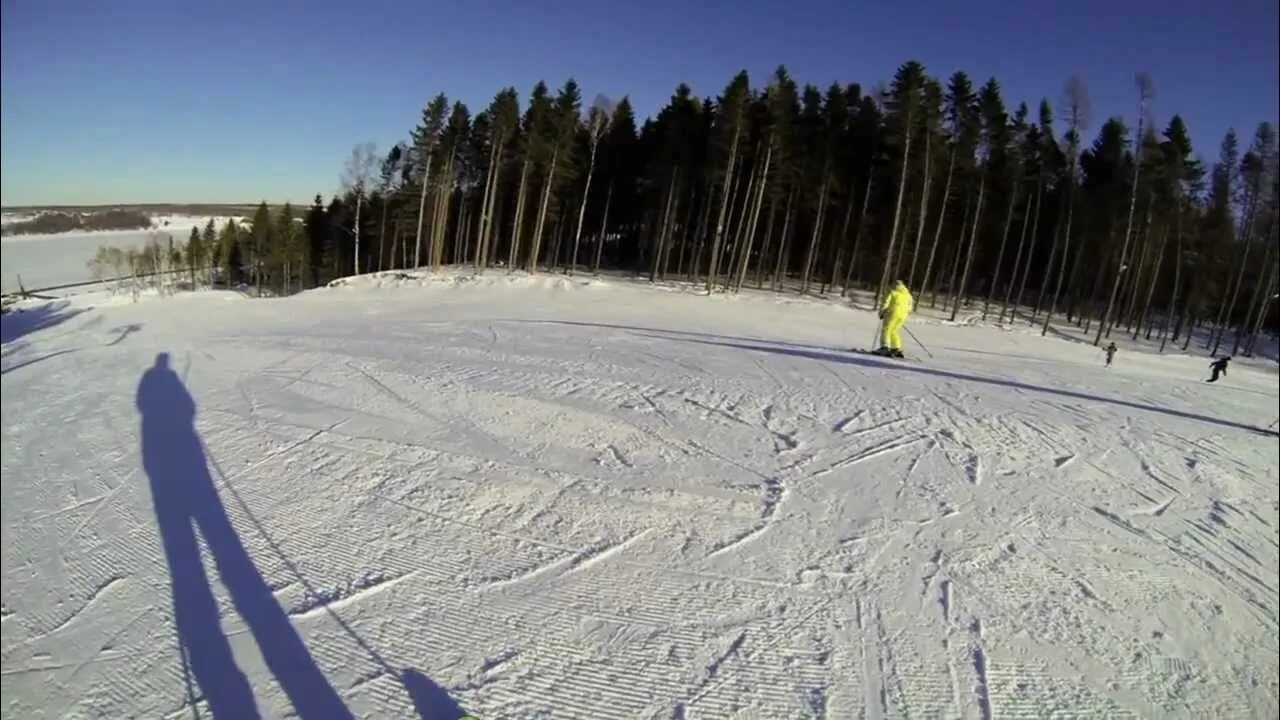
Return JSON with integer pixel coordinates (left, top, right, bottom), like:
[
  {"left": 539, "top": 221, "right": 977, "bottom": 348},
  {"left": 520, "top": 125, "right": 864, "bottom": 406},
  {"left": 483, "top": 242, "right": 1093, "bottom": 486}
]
[
  {"left": 1042, "top": 181, "right": 1077, "bottom": 336},
  {"left": 800, "top": 172, "right": 831, "bottom": 294},
  {"left": 1118, "top": 193, "right": 1156, "bottom": 335},
  {"left": 432, "top": 151, "right": 456, "bottom": 269},
  {"left": 570, "top": 136, "right": 600, "bottom": 276},
  {"left": 706, "top": 120, "right": 744, "bottom": 295},
  {"left": 827, "top": 193, "right": 856, "bottom": 295},
  {"left": 725, "top": 157, "right": 761, "bottom": 290},
  {"left": 772, "top": 187, "right": 797, "bottom": 291},
  {"left": 1211, "top": 237, "right": 1254, "bottom": 354},
  {"left": 453, "top": 195, "right": 468, "bottom": 265},
  {"left": 1093, "top": 115, "right": 1146, "bottom": 346},
  {"left": 1243, "top": 257, "right": 1277, "bottom": 356},
  {"left": 754, "top": 196, "right": 779, "bottom": 289},
  {"left": 716, "top": 154, "right": 748, "bottom": 285},
  {"left": 651, "top": 170, "right": 680, "bottom": 281},
  {"left": 689, "top": 185, "right": 714, "bottom": 283},
  {"left": 378, "top": 196, "right": 389, "bottom": 272},
  {"left": 1134, "top": 224, "right": 1169, "bottom": 340},
  {"left": 529, "top": 146, "right": 561, "bottom": 274},
  {"left": 1032, "top": 196, "right": 1065, "bottom": 324},
  {"left": 983, "top": 181, "right": 1020, "bottom": 320},
  {"left": 735, "top": 144, "right": 773, "bottom": 291},
  {"left": 432, "top": 186, "right": 449, "bottom": 268},
  {"left": 920, "top": 147, "right": 955, "bottom": 302},
  {"left": 474, "top": 142, "right": 501, "bottom": 272},
  {"left": 414, "top": 152, "right": 434, "bottom": 268},
  {"left": 353, "top": 191, "right": 363, "bottom": 276},
  {"left": 1159, "top": 216, "right": 1184, "bottom": 352},
  {"left": 843, "top": 176, "right": 874, "bottom": 297},
  {"left": 939, "top": 190, "right": 974, "bottom": 309},
  {"left": 950, "top": 175, "right": 986, "bottom": 321},
  {"left": 548, "top": 214, "right": 566, "bottom": 270},
  {"left": 877, "top": 108, "right": 915, "bottom": 306},
  {"left": 907, "top": 131, "right": 935, "bottom": 291},
  {"left": 593, "top": 181, "right": 613, "bottom": 275},
  {"left": 508, "top": 160, "right": 532, "bottom": 271},
  {"left": 1082, "top": 238, "right": 1115, "bottom": 335},
  {"left": 1236, "top": 227, "right": 1276, "bottom": 355},
  {"left": 1002, "top": 180, "right": 1039, "bottom": 323},
  {"left": 1182, "top": 299, "right": 1197, "bottom": 351},
  {"left": 660, "top": 180, "right": 683, "bottom": 279},
  {"left": 1209, "top": 182, "right": 1264, "bottom": 350},
  {"left": 389, "top": 217, "right": 401, "bottom": 271}
]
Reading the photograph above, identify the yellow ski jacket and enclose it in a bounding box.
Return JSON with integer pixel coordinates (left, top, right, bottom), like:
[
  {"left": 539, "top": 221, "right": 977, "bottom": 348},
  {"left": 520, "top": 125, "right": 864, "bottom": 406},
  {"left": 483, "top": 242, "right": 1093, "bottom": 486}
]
[{"left": 881, "top": 282, "right": 914, "bottom": 321}]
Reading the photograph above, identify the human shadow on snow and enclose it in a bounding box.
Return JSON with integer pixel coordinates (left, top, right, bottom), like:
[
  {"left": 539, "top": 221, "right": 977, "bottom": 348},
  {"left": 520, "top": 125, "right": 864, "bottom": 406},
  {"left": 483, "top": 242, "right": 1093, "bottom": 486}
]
[
  {"left": 136, "top": 353, "right": 466, "bottom": 719},
  {"left": 506, "top": 320, "right": 1274, "bottom": 436}
]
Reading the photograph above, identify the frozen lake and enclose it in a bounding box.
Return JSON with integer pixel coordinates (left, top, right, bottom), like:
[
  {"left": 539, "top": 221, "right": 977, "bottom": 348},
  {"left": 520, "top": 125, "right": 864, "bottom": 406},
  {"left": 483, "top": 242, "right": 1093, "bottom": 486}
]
[
  {"left": 0, "top": 229, "right": 181, "bottom": 294},
  {"left": 1, "top": 216, "right": 237, "bottom": 294}
]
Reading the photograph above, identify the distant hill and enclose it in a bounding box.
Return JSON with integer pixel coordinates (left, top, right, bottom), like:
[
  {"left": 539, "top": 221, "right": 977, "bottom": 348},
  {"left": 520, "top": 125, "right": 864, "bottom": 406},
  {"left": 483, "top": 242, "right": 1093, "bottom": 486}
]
[{"left": 2, "top": 203, "right": 290, "bottom": 216}]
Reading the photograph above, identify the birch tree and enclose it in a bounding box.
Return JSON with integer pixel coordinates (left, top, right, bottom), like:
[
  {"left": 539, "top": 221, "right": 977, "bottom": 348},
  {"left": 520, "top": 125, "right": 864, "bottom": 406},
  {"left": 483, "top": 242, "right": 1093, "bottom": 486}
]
[{"left": 341, "top": 142, "right": 378, "bottom": 276}]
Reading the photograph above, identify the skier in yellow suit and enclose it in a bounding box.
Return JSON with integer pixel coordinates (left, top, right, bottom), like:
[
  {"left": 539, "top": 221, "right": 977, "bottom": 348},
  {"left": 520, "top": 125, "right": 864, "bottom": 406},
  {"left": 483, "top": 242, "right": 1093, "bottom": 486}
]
[{"left": 876, "top": 280, "right": 914, "bottom": 358}]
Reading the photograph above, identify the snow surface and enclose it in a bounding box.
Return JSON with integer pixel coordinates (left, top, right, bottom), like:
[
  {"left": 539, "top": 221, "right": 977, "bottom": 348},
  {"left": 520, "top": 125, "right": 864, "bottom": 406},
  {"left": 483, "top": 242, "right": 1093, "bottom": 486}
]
[{"left": 2, "top": 270, "right": 1277, "bottom": 719}]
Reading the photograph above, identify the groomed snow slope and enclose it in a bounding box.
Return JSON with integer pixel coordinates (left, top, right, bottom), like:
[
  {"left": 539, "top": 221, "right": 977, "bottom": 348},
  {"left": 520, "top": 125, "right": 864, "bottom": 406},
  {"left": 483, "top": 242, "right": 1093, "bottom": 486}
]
[{"left": 2, "top": 271, "right": 1277, "bottom": 719}]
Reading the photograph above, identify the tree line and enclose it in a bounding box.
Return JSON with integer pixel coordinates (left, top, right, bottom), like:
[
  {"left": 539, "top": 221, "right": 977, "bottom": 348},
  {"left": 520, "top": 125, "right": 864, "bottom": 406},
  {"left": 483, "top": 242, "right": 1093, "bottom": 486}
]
[{"left": 184, "top": 61, "right": 1280, "bottom": 356}]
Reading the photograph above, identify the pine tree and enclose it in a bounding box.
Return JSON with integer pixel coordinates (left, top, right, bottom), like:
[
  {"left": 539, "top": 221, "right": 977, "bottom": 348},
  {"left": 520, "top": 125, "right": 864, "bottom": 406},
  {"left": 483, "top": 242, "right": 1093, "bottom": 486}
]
[
  {"left": 705, "top": 71, "right": 751, "bottom": 293},
  {"left": 1094, "top": 73, "right": 1154, "bottom": 345},
  {"left": 529, "top": 79, "right": 581, "bottom": 273},
  {"left": 411, "top": 95, "right": 448, "bottom": 269},
  {"left": 799, "top": 83, "right": 849, "bottom": 294},
  {"left": 924, "top": 72, "right": 975, "bottom": 306},
  {"left": 509, "top": 82, "right": 553, "bottom": 271},
  {"left": 250, "top": 202, "right": 272, "bottom": 295},
  {"left": 220, "top": 218, "right": 242, "bottom": 286},
  {"left": 570, "top": 96, "right": 611, "bottom": 275},
  {"left": 983, "top": 101, "right": 1028, "bottom": 319},
  {"left": 1213, "top": 122, "right": 1276, "bottom": 354},
  {"left": 1041, "top": 76, "right": 1090, "bottom": 335},
  {"left": 877, "top": 61, "right": 926, "bottom": 305},
  {"left": 186, "top": 226, "right": 202, "bottom": 289},
  {"left": 304, "top": 195, "right": 327, "bottom": 288},
  {"left": 377, "top": 143, "right": 405, "bottom": 272},
  {"left": 201, "top": 219, "right": 217, "bottom": 286},
  {"left": 475, "top": 89, "right": 519, "bottom": 271},
  {"left": 950, "top": 77, "right": 1004, "bottom": 321},
  {"left": 595, "top": 96, "right": 639, "bottom": 273}
]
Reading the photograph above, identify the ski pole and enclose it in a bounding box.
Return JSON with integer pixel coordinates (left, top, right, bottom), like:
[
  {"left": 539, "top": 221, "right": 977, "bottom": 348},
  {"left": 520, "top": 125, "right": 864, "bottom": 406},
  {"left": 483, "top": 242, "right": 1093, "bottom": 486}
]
[{"left": 904, "top": 326, "right": 934, "bottom": 359}]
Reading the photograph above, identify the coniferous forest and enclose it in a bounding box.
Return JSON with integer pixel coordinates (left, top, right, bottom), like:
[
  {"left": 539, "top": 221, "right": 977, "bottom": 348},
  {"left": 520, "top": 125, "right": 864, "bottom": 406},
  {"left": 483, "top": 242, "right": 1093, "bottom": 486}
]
[{"left": 195, "top": 63, "right": 1279, "bottom": 356}]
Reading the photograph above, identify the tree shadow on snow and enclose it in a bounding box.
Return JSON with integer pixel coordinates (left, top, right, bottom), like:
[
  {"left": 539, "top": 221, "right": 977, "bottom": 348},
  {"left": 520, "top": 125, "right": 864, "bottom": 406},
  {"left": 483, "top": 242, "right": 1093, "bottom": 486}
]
[
  {"left": 0, "top": 301, "right": 89, "bottom": 345},
  {"left": 136, "top": 353, "right": 465, "bottom": 719},
  {"left": 504, "top": 320, "right": 1273, "bottom": 436}
]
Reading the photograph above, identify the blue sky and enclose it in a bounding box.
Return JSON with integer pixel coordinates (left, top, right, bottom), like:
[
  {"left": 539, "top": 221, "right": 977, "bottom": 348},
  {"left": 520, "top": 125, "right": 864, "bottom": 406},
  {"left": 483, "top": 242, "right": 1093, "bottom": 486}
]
[{"left": 2, "top": 0, "right": 1276, "bottom": 206}]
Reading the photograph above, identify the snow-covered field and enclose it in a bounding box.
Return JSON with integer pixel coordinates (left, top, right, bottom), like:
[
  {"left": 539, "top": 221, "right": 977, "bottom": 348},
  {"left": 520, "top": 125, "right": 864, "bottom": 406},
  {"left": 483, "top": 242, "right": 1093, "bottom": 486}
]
[
  {"left": 2, "top": 271, "right": 1277, "bottom": 719},
  {"left": 1, "top": 216, "right": 240, "bottom": 294}
]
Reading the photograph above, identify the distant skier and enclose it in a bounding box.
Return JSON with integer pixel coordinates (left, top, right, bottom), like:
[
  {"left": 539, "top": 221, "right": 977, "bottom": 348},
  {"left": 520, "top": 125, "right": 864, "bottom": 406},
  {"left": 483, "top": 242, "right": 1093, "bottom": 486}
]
[
  {"left": 1207, "top": 356, "right": 1230, "bottom": 383},
  {"left": 1104, "top": 342, "right": 1117, "bottom": 367},
  {"left": 874, "top": 280, "right": 915, "bottom": 359}
]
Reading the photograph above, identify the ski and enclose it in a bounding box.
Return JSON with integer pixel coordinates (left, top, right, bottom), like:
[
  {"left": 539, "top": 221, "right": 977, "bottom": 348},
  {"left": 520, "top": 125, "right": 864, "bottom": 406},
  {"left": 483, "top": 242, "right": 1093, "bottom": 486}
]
[{"left": 845, "top": 348, "right": 921, "bottom": 362}]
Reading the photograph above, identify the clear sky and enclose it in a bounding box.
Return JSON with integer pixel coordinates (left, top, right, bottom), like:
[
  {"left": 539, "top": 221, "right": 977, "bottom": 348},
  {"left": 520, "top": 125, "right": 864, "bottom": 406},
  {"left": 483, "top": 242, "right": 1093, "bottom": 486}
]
[{"left": 2, "top": 0, "right": 1276, "bottom": 207}]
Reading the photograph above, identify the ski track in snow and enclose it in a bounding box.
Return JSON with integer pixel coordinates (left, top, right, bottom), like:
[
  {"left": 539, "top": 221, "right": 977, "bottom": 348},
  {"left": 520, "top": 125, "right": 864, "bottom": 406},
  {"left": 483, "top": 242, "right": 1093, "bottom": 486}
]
[{"left": 2, "top": 271, "right": 1277, "bottom": 719}]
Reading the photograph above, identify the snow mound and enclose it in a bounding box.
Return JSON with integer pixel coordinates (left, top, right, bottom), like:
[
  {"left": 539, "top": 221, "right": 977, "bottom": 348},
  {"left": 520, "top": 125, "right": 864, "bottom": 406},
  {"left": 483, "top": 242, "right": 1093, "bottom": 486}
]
[{"left": 325, "top": 267, "right": 607, "bottom": 292}]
